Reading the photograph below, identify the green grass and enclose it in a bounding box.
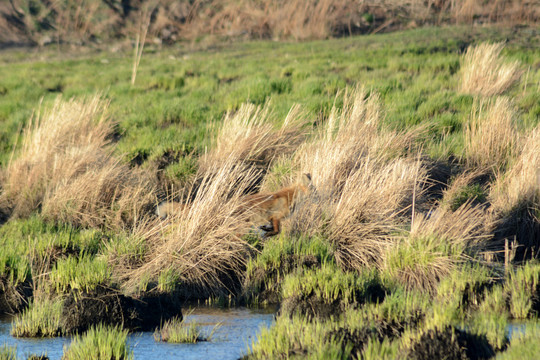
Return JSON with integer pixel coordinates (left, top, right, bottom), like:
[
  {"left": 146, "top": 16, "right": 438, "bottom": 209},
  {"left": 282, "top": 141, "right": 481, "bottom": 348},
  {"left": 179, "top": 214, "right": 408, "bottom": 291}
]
[
  {"left": 49, "top": 253, "right": 111, "bottom": 293},
  {"left": 436, "top": 264, "right": 495, "bottom": 311},
  {"left": 506, "top": 262, "right": 540, "bottom": 319},
  {"left": 11, "top": 297, "right": 63, "bottom": 338},
  {"left": 244, "top": 234, "right": 335, "bottom": 304},
  {"left": 0, "top": 216, "right": 105, "bottom": 284},
  {"left": 496, "top": 324, "right": 540, "bottom": 360},
  {"left": 154, "top": 317, "right": 218, "bottom": 343},
  {"left": 0, "top": 27, "right": 538, "bottom": 168},
  {"left": 61, "top": 324, "right": 133, "bottom": 360},
  {"left": 0, "top": 344, "right": 17, "bottom": 360},
  {"left": 281, "top": 263, "right": 383, "bottom": 307},
  {"left": 446, "top": 184, "right": 487, "bottom": 211},
  {"left": 248, "top": 314, "right": 344, "bottom": 359}
]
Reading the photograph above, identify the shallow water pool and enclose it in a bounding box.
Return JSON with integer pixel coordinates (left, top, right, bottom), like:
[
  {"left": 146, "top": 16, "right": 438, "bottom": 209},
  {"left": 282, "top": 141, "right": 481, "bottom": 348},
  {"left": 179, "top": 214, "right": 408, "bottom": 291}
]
[{"left": 0, "top": 307, "right": 275, "bottom": 359}]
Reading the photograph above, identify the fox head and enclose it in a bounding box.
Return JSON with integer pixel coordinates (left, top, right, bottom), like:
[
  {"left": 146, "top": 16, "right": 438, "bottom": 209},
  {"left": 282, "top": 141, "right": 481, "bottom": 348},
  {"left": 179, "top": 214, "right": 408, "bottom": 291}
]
[{"left": 296, "top": 173, "right": 313, "bottom": 196}]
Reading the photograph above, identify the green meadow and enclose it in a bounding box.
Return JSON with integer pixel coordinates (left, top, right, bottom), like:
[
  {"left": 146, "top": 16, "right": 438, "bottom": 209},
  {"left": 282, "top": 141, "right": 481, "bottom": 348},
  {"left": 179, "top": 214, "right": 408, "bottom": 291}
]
[{"left": 0, "top": 24, "right": 539, "bottom": 359}]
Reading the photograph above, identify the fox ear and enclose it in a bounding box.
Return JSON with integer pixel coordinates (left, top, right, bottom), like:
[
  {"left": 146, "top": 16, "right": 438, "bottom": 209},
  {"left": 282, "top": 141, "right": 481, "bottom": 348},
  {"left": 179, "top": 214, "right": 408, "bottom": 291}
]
[{"left": 301, "top": 173, "right": 312, "bottom": 186}]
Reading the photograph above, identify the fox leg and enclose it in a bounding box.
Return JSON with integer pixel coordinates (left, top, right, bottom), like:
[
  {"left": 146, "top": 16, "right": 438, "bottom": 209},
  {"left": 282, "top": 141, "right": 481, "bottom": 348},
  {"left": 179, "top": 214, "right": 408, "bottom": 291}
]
[{"left": 264, "top": 217, "right": 281, "bottom": 237}]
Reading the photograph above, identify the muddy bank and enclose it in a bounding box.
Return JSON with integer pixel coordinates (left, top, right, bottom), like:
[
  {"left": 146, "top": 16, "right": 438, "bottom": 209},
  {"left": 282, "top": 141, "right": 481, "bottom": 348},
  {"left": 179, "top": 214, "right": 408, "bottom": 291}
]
[
  {"left": 62, "top": 285, "right": 182, "bottom": 334},
  {"left": 406, "top": 326, "right": 496, "bottom": 360},
  {"left": 280, "top": 280, "right": 386, "bottom": 319},
  {"left": 330, "top": 317, "right": 422, "bottom": 358},
  {"left": 0, "top": 276, "right": 31, "bottom": 315}
]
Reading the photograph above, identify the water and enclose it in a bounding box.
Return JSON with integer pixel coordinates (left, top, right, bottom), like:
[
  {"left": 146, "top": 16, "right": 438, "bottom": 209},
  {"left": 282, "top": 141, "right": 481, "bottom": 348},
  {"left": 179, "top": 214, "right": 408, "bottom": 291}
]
[
  {"left": 0, "top": 307, "right": 275, "bottom": 360},
  {"left": 505, "top": 321, "right": 539, "bottom": 340}
]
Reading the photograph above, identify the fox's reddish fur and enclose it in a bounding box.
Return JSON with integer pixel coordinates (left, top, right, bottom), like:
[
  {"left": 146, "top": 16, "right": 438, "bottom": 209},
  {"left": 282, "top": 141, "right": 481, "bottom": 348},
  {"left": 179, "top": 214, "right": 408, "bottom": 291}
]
[
  {"left": 242, "top": 174, "right": 311, "bottom": 236},
  {"left": 156, "top": 174, "right": 312, "bottom": 237}
]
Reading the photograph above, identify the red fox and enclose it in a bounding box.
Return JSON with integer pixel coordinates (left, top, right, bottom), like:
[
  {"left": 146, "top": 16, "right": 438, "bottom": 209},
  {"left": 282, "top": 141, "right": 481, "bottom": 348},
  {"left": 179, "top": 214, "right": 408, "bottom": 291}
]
[
  {"left": 156, "top": 173, "right": 312, "bottom": 237},
  {"left": 242, "top": 173, "right": 312, "bottom": 236}
]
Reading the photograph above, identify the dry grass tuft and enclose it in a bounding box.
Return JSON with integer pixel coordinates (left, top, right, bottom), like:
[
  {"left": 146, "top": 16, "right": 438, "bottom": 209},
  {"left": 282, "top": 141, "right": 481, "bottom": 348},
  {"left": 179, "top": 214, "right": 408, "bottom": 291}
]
[
  {"left": 460, "top": 42, "right": 523, "bottom": 97},
  {"left": 0, "top": 95, "right": 156, "bottom": 230},
  {"left": 123, "top": 157, "right": 260, "bottom": 296},
  {"left": 464, "top": 97, "right": 520, "bottom": 170},
  {"left": 286, "top": 87, "right": 426, "bottom": 272},
  {"left": 490, "top": 125, "right": 540, "bottom": 215},
  {"left": 489, "top": 126, "right": 540, "bottom": 256},
  {"left": 202, "top": 103, "right": 307, "bottom": 170}
]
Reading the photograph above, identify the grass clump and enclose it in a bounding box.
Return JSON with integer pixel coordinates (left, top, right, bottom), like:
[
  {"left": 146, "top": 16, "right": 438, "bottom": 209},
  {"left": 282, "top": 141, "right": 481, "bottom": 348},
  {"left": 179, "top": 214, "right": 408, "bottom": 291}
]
[
  {"left": 62, "top": 324, "right": 133, "bottom": 360},
  {"left": 468, "top": 310, "right": 509, "bottom": 351},
  {"left": 202, "top": 102, "right": 307, "bottom": 171},
  {"left": 244, "top": 234, "right": 334, "bottom": 304},
  {"left": 288, "top": 87, "right": 425, "bottom": 273},
  {"left": 460, "top": 42, "right": 523, "bottom": 97},
  {"left": 0, "top": 95, "right": 157, "bottom": 230},
  {"left": 280, "top": 263, "right": 384, "bottom": 318},
  {"left": 11, "top": 297, "right": 63, "bottom": 338},
  {"left": 49, "top": 254, "right": 111, "bottom": 294},
  {"left": 123, "top": 157, "right": 260, "bottom": 296},
  {"left": 248, "top": 314, "right": 343, "bottom": 359},
  {"left": 440, "top": 169, "right": 488, "bottom": 212},
  {"left": 0, "top": 344, "right": 17, "bottom": 360},
  {"left": 436, "top": 264, "right": 495, "bottom": 311},
  {"left": 505, "top": 262, "right": 540, "bottom": 319},
  {"left": 381, "top": 204, "right": 493, "bottom": 293},
  {"left": 154, "top": 317, "right": 217, "bottom": 343},
  {"left": 464, "top": 97, "right": 519, "bottom": 170},
  {"left": 489, "top": 125, "right": 540, "bottom": 259}
]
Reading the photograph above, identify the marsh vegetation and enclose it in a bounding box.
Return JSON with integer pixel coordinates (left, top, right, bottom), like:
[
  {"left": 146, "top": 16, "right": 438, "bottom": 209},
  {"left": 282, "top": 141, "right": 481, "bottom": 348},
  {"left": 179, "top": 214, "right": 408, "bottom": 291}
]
[{"left": 0, "top": 21, "right": 538, "bottom": 359}]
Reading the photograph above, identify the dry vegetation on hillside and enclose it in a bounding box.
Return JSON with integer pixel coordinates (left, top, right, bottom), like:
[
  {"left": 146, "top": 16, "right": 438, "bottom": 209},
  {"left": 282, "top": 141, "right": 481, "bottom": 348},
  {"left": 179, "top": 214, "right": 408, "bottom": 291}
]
[{"left": 1, "top": 0, "right": 538, "bottom": 45}]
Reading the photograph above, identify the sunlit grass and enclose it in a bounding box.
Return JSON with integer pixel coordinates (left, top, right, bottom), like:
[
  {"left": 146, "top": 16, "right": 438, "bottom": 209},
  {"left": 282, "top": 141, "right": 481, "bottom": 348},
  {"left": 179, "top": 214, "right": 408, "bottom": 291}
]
[
  {"left": 11, "top": 298, "right": 63, "bottom": 338},
  {"left": 61, "top": 324, "right": 133, "bottom": 360},
  {"left": 154, "top": 317, "right": 219, "bottom": 343}
]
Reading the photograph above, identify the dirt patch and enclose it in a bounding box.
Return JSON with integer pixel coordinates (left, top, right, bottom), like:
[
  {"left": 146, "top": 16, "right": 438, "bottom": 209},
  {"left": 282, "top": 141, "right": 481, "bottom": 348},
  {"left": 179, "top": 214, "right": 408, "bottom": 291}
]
[
  {"left": 0, "top": 276, "right": 32, "bottom": 315},
  {"left": 406, "top": 326, "right": 495, "bottom": 360},
  {"left": 61, "top": 285, "right": 182, "bottom": 334}
]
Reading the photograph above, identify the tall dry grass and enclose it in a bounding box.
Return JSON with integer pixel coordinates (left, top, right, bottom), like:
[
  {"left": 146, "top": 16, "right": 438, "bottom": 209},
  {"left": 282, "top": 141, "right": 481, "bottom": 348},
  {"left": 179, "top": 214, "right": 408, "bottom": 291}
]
[
  {"left": 183, "top": 0, "right": 363, "bottom": 40},
  {"left": 123, "top": 157, "right": 260, "bottom": 296},
  {"left": 202, "top": 103, "right": 307, "bottom": 170},
  {"left": 285, "top": 87, "right": 426, "bottom": 271},
  {"left": 460, "top": 42, "right": 523, "bottom": 97},
  {"left": 464, "top": 97, "right": 520, "bottom": 170},
  {"left": 3, "top": 1, "right": 538, "bottom": 45},
  {"left": 0, "top": 95, "right": 156, "bottom": 230},
  {"left": 488, "top": 125, "right": 540, "bottom": 256},
  {"left": 490, "top": 126, "right": 540, "bottom": 215}
]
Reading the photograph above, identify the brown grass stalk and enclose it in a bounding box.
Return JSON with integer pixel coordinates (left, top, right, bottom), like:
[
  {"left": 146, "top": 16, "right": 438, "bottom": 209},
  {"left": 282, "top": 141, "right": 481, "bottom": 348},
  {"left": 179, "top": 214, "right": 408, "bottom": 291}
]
[{"left": 202, "top": 102, "right": 307, "bottom": 169}]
